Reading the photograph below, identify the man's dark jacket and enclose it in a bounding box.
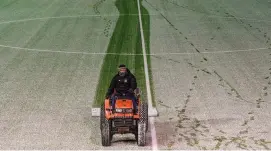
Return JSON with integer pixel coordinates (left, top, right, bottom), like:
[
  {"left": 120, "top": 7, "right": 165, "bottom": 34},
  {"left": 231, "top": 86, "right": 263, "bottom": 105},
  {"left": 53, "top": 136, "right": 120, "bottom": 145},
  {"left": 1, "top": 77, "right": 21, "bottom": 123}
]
[{"left": 106, "top": 69, "right": 137, "bottom": 97}]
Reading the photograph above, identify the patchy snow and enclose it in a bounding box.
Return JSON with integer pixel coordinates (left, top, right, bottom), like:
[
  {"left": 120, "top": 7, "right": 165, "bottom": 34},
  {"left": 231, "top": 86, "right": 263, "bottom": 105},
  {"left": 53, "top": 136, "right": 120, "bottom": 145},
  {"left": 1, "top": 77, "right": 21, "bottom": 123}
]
[
  {"left": 144, "top": 0, "right": 271, "bottom": 149},
  {"left": 0, "top": 0, "right": 119, "bottom": 149}
]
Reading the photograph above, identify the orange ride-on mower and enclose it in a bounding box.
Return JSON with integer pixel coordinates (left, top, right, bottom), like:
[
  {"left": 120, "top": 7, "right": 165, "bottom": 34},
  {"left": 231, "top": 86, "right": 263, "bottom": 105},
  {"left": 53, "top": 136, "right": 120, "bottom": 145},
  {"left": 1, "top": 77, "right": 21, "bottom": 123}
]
[{"left": 100, "top": 88, "right": 148, "bottom": 146}]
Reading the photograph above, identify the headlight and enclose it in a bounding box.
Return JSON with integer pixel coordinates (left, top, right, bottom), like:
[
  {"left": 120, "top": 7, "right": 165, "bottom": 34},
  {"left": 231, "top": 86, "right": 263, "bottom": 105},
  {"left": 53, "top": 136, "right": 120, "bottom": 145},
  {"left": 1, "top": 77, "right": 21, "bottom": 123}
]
[
  {"left": 115, "top": 108, "right": 133, "bottom": 113},
  {"left": 115, "top": 108, "right": 123, "bottom": 113}
]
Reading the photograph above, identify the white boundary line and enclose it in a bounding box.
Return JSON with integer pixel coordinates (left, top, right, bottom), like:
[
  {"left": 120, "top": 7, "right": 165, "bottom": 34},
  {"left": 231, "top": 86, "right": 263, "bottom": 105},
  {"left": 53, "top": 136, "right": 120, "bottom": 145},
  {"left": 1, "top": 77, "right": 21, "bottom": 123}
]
[
  {"left": 0, "top": 44, "right": 269, "bottom": 55},
  {"left": 137, "top": 0, "right": 158, "bottom": 150},
  {"left": 1, "top": 13, "right": 271, "bottom": 26},
  {"left": 0, "top": 14, "right": 159, "bottom": 25}
]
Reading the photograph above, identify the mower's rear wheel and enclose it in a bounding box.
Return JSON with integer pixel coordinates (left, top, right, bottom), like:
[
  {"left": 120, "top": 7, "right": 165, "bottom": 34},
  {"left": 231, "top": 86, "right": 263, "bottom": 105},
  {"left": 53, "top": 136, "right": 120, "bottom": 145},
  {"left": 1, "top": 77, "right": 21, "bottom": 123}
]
[
  {"left": 100, "top": 102, "right": 112, "bottom": 146},
  {"left": 144, "top": 102, "right": 148, "bottom": 132},
  {"left": 137, "top": 101, "right": 148, "bottom": 146}
]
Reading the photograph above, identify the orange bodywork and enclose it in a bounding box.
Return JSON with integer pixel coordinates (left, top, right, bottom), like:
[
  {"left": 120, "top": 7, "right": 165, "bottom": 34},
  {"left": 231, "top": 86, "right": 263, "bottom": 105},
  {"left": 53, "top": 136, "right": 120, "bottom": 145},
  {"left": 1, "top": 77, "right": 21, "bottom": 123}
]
[{"left": 104, "top": 98, "right": 140, "bottom": 119}]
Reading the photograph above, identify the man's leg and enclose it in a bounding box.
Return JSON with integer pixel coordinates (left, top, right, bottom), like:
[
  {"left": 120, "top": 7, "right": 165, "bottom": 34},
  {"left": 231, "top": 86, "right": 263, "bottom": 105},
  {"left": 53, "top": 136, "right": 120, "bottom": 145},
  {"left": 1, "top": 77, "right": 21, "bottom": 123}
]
[
  {"left": 132, "top": 96, "right": 138, "bottom": 113},
  {"left": 128, "top": 93, "right": 137, "bottom": 113},
  {"left": 111, "top": 95, "right": 116, "bottom": 111}
]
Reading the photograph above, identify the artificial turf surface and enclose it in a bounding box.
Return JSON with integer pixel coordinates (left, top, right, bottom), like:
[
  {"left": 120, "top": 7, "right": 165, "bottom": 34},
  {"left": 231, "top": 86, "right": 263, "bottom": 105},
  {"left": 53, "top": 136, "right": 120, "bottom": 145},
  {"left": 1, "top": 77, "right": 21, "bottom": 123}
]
[{"left": 93, "top": 0, "right": 156, "bottom": 107}]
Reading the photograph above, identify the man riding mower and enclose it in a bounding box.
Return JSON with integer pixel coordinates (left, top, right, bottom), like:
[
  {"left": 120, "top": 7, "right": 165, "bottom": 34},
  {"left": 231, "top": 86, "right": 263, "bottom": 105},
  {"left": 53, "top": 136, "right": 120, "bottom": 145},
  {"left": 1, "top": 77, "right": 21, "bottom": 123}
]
[
  {"left": 105, "top": 64, "right": 138, "bottom": 114},
  {"left": 100, "top": 64, "right": 148, "bottom": 146}
]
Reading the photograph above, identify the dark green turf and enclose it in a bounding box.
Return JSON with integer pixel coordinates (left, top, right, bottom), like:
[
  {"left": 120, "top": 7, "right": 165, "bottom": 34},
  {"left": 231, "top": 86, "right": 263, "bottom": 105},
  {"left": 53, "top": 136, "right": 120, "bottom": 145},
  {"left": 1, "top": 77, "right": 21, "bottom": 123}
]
[
  {"left": 140, "top": 0, "right": 156, "bottom": 107},
  {"left": 93, "top": 0, "right": 156, "bottom": 107}
]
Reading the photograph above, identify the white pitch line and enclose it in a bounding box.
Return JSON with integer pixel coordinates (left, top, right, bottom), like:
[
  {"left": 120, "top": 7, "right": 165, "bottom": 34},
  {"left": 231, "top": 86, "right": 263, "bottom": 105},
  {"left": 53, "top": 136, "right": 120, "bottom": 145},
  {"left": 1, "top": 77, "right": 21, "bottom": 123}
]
[
  {"left": 0, "top": 44, "right": 270, "bottom": 56},
  {"left": 0, "top": 14, "right": 160, "bottom": 25},
  {"left": 1, "top": 13, "right": 271, "bottom": 26},
  {"left": 137, "top": 0, "right": 158, "bottom": 151},
  {"left": 1, "top": 13, "right": 270, "bottom": 26}
]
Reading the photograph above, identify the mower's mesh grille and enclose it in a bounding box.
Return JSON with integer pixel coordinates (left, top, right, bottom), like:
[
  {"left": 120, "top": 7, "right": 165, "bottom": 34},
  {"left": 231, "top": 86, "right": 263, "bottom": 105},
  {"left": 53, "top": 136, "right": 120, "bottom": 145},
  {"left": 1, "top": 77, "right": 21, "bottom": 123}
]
[{"left": 113, "top": 119, "right": 133, "bottom": 127}]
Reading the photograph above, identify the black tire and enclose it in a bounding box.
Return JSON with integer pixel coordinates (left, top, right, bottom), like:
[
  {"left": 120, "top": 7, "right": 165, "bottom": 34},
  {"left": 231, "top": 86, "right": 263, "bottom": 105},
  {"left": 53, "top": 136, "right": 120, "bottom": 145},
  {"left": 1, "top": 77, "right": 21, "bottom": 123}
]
[
  {"left": 135, "top": 133, "right": 138, "bottom": 141},
  {"left": 100, "top": 103, "right": 105, "bottom": 130},
  {"left": 134, "top": 121, "right": 138, "bottom": 141},
  {"left": 144, "top": 102, "right": 148, "bottom": 132},
  {"left": 100, "top": 102, "right": 112, "bottom": 146},
  {"left": 137, "top": 101, "right": 148, "bottom": 146},
  {"left": 140, "top": 101, "right": 148, "bottom": 132}
]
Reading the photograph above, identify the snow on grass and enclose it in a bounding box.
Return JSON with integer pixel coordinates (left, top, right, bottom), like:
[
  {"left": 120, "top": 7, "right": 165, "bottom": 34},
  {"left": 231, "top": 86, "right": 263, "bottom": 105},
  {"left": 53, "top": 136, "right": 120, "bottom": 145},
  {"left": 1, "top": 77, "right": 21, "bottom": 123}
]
[
  {"left": 0, "top": 0, "right": 118, "bottom": 149},
  {"left": 143, "top": 0, "right": 271, "bottom": 149}
]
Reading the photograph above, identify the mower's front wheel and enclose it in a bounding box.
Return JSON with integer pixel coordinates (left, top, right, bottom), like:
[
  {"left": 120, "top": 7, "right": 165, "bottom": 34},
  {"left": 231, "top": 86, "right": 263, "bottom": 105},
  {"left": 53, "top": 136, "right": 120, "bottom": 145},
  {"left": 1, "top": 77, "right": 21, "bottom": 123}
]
[
  {"left": 137, "top": 101, "right": 148, "bottom": 146},
  {"left": 100, "top": 102, "right": 112, "bottom": 146}
]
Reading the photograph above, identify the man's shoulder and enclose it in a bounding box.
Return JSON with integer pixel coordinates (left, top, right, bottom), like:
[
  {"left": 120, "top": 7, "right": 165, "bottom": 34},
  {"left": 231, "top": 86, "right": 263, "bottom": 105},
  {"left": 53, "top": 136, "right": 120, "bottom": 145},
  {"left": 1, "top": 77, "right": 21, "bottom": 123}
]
[
  {"left": 128, "top": 72, "right": 136, "bottom": 79},
  {"left": 111, "top": 74, "right": 119, "bottom": 79}
]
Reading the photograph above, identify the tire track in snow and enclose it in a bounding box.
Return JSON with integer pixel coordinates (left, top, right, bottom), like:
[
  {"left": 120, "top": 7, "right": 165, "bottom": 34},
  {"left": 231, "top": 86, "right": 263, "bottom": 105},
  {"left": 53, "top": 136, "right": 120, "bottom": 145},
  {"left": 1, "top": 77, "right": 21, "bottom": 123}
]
[{"left": 213, "top": 71, "right": 244, "bottom": 101}]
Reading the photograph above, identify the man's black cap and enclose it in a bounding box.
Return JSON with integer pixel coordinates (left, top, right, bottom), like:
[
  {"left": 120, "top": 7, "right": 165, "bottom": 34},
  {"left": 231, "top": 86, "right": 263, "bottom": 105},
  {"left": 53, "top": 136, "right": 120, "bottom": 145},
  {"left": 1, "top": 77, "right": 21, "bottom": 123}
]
[{"left": 118, "top": 64, "right": 126, "bottom": 68}]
